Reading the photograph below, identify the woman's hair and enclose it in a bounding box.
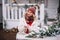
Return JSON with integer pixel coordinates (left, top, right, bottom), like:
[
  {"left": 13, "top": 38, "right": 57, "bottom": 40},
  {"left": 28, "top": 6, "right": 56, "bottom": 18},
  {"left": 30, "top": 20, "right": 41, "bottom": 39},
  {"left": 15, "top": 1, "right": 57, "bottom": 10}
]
[{"left": 25, "top": 13, "right": 36, "bottom": 22}]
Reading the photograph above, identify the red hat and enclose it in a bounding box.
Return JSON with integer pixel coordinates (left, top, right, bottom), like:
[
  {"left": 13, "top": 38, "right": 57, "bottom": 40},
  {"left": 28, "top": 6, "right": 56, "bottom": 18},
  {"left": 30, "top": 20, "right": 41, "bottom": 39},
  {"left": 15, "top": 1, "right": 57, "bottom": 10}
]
[{"left": 27, "top": 7, "right": 36, "bottom": 14}]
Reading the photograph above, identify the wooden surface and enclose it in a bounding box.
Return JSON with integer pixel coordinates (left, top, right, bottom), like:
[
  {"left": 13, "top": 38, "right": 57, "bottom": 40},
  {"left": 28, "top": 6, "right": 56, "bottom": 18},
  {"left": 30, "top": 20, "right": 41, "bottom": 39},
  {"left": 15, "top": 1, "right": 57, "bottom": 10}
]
[{"left": 0, "top": 29, "right": 18, "bottom": 40}]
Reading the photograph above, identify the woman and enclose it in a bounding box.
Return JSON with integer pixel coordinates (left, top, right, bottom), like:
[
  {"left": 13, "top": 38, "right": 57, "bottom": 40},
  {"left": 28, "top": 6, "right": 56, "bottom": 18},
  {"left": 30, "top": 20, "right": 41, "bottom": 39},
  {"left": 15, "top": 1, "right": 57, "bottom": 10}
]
[{"left": 16, "top": 6, "right": 40, "bottom": 39}]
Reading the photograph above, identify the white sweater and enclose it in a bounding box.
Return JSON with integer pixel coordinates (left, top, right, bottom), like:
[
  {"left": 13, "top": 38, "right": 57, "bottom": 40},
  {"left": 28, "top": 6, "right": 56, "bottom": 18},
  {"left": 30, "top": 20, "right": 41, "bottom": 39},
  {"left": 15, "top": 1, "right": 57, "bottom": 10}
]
[{"left": 18, "top": 17, "right": 40, "bottom": 34}]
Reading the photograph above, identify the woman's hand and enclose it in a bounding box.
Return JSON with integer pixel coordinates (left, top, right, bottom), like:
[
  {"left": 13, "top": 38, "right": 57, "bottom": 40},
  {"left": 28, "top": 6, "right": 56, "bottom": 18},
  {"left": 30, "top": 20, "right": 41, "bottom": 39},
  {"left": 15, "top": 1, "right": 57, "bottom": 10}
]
[
  {"left": 24, "top": 26, "right": 28, "bottom": 31},
  {"left": 24, "top": 26, "right": 30, "bottom": 34}
]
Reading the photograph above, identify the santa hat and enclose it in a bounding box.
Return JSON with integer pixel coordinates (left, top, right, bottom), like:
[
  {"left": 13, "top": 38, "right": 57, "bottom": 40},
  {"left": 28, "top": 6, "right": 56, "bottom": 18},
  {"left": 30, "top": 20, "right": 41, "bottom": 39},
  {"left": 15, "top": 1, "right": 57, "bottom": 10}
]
[{"left": 27, "top": 7, "right": 36, "bottom": 14}]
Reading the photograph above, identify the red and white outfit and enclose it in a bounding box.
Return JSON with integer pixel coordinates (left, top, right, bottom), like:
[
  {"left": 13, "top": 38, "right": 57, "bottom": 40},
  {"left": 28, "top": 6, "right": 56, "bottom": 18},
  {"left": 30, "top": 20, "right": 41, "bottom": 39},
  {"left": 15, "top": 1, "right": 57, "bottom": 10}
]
[
  {"left": 16, "top": 17, "right": 40, "bottom": 39},
  {"left": 16, "top": 7, "right": 40, "bottom": 39}
]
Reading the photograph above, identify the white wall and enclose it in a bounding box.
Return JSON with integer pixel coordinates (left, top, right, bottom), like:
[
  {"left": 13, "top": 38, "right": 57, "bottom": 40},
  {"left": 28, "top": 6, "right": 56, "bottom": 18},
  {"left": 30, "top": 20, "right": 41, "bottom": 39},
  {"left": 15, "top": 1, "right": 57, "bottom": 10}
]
[{"left": 47, "top": 0, "right": 59, "bottom": 19}]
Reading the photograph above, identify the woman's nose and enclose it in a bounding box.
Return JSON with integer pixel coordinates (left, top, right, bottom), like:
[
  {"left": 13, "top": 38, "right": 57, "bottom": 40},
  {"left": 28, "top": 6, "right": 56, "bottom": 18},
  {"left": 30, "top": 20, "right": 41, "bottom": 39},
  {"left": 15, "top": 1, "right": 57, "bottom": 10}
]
[{"left": 27, "top": 12, "right": 30, "bottom": 14}]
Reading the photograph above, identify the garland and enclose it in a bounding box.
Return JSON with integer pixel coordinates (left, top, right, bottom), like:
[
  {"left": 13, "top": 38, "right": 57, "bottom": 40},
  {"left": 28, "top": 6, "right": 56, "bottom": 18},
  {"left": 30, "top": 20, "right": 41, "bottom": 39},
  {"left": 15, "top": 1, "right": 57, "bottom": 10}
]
[{"left": 26, "top": 21, "right": 60, "bottom": 38}]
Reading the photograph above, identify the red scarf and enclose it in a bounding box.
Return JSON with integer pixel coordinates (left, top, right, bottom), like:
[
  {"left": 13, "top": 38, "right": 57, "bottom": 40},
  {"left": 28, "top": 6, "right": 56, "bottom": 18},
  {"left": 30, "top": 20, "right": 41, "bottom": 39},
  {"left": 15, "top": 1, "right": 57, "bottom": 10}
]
[{"left": 25, "top": 21, "right": 33, "bottom": 34}]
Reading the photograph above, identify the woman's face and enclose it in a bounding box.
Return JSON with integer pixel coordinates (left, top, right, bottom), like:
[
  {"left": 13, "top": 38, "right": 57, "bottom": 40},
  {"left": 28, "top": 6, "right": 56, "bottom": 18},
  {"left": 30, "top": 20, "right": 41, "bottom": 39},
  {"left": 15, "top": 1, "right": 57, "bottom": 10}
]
[
  {"left": 27, "top": 10, "right": 33, "bottom": 17},
  {"left": 25, "top": 10, "right": 35, "bottom": 21}
]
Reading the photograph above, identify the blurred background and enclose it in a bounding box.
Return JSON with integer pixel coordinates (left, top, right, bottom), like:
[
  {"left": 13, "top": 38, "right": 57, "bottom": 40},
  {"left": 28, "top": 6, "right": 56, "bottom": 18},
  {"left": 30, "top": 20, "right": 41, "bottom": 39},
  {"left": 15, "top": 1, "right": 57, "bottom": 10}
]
[{"left": 0, "top": 0, "right": 60, "bottom": 40}]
